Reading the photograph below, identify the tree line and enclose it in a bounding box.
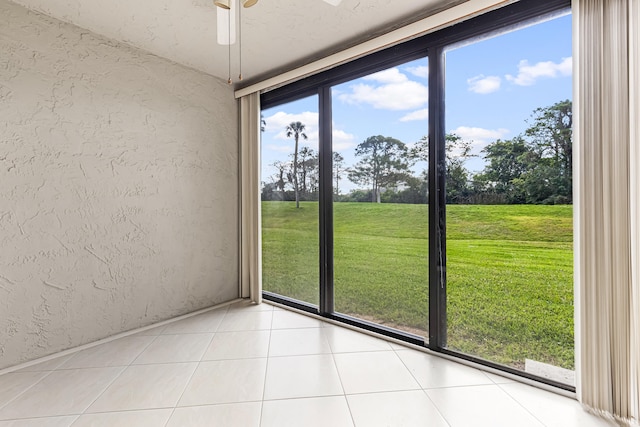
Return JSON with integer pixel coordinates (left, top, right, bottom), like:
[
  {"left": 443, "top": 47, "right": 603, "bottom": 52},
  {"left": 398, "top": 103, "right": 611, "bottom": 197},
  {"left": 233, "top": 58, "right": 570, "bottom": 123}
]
[{"left": 261, "top": 100, "right": 572, "bottom": 205}]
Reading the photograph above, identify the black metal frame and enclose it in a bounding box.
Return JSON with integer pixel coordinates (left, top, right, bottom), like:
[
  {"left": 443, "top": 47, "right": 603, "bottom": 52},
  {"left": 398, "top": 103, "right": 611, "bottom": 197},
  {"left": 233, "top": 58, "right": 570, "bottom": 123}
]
[{"left": 261, "top": 0, "right": 574, "bottom": 393}]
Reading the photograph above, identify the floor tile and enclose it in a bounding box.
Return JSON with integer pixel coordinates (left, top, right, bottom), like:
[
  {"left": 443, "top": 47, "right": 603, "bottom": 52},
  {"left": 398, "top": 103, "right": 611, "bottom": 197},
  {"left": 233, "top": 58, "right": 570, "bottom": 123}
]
[
  {"left": 14, "top": 355, "right": 74, "bottom": 373},
  {"left": 485, "top": 371, "right": 517, "bottom": 384},
  {"left": 0, "top": 368, "right": 124, "bottom": 419},
  {"left": 426, "top": 384, "right": 544, "bottom": 427},
  {"left": 228, "top": 300, "right": 273, "bottom": 312},
  {"left": 271, "top": 311, "right": 324, "bottom": 329},
  {"left": 161, "top": 310, "right": 226, "bottom": 335},
  {"left": 166, "top": 402, "right": 262, "bottom": 427},
  {"left": 268, "top": 328, "right": 330, "bottom": 357},
  {"left": 323, "top": 326, "right": 392, "bottom": 353},
  {"left": 347, "top": 390, "right": 449, "bottom": 427},
  {"left": 261, "top": 396, "right": 354, "bottom": 427},
  {"left": 0, "top": 372, "right": 49, "bottom": 408},
  {"left": 133, "top": 325, "right": 167, "bottom": 336},
  {"left": 0, "top": 416, "right": 78, "bottom": 427},
  {"left": 264, "top": 354, "right": 343, "bottom": 400},
  {"left": 132, "top": 333, "right": 213, "bottom": 364},
  {"left": 86, "top": 363, "right": 197, "bottom": 413},
  {"left": 500, "top": 382, "right": 619, "bottom": 427},
  {"left": 396, "top": 349, "right": 494, "bottom": 389},
  {"left": 178, "top": 359, "right": 267, "bottom": 406},
  {"left": 202, "top": 330, "right": 271, "bottom": 360},
  {"left": 71, "top": 409, "right": 173, "bottom": 427},
  {"left": 58, "top": 336, "right": 155, "bottom": 369},
  {"left": 333, "top": 351, "right": 420, "bottom": 394},
  {"left": 217, "top": 311, "right": 273, "bottom": 332},
  {"left": 389, "top": 341, "right": 413, "bottom": 351},
  {"left": 1, "top": 304, "right": 608, "bottom": 427}
]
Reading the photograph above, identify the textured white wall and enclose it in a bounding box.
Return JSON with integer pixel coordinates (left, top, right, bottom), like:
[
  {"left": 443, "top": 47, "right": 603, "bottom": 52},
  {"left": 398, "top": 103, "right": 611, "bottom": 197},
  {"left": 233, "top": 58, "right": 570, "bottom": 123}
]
[{"left": 0, "top": 0, "right": 239, "bottom": 369}]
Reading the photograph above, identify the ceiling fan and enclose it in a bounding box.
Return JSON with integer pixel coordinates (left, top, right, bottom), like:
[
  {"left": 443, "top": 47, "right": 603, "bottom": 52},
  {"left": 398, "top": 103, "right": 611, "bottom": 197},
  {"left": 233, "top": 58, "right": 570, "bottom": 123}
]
[
  {"left": 214, "top": 0, "right": 343, "bottom": 83},
  {"left": 214, "top": 0, "right": 343, "bottom": 46}
]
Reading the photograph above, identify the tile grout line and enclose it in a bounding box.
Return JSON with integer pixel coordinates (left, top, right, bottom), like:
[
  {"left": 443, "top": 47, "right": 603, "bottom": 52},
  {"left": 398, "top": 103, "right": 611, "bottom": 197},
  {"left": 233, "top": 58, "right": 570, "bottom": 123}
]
[
  {"left": 161, "top": 305, "right": 231, "bottom": 427},
  {"left": 0, "top": 369, "right": 56, "bottom": 418},
  {"left": 257, "top": 307, "right": 276, "bottom": 426},
  {"left": 495, "top": 382, "right": 550, "bottom": 427},
  {"left": 120, "top": 332, "right": 162, "bottom": 369},
  {"left": 75, "top": 365, "right": 129, "bottom": 418},
  {"left": 323, "top": 323, "right": 357, "bottom": 427},
  {"left": 0, "top": 299, "right": 242, "bottom": 377},
  {"left": 390, "top": 346, "right": 455, "bottom": 427}
]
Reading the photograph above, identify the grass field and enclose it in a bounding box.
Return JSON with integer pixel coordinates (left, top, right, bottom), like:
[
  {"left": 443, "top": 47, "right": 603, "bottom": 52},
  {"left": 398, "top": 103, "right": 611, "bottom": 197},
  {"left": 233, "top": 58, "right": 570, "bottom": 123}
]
[{"left": 262, "top": 201, "right": 574, "bottom": 370}]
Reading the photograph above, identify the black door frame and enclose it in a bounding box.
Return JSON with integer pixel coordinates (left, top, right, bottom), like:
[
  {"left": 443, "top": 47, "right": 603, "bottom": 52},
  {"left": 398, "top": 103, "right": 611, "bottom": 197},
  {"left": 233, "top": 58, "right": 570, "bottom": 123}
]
[{"left": 261, "top": 0, "right": 573, "bottom": 391}]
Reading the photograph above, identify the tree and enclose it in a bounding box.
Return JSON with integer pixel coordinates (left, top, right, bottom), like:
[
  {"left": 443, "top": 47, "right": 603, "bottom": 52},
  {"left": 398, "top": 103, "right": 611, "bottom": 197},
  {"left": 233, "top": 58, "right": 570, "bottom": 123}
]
[
  {"left": 478, "top": 137, "right": 535, "bottom": 203},
  {"left": 524, "top": 99, "right": 572, "bottom": 203},
  {"left": 409, "top": 133, "right": 474, "bottom": 203},
  {"left": 409, "top": 135, "right": 429, "bottom": 202},
  {"left": 348, "top": 135, "right": 411, "bottom": 203},
  {"left": 445, "top": 133, "right": 475, "bottom": 203},
  {"left": 270, "top": 160, "right": 290, "bottom": 200},
  {"left": 333, "top": 152, "right": 345, "bottom": 196},
  {"left": 285, "top": 121, "right": 308, "bottom": 208},
  {"left": 296, "top": 146, "right": 316, "bottom": 197}
]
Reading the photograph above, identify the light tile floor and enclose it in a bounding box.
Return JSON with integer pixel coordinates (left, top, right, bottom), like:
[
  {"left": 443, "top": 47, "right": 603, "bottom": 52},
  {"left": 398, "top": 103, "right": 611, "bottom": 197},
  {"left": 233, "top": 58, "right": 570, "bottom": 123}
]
[{"left": 0, "top": 300, "right": 619, "bottom": 427}]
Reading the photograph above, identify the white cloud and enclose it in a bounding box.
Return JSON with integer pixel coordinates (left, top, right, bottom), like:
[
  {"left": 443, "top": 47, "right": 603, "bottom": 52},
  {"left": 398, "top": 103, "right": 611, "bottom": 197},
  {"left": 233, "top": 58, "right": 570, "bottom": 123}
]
[
  {"left": 263, "top": 111, "right": 320, "bottom": 149},
  {"left": 406, "top": 65, "right": 429, "bottom": 78},
  {"left": 263, "top": 110, "right": 355, "bottom": 153},
  {"left": 266, "top": 144, "right": 293, "bottom": 154},
  {"left": 333, "top": 129, "right": 356, "bottom": 151},
  {"left": 451, "top": 126, "right": 509, "bottom": 144},
  {"left": 363, "top": 68, "right": 408, "bottom": 84},
  {"left": 264, "top": 111, "right": 319, "bottom": 135},
  {"left": 448, "top": 126, "right": 508, "bottom": 158},
  {"left": 338, "top": 67, "right": 429, "bottom": 111},
  {"left": 505, "top": 57, "right": 572, "bottom": 86},
  {"left": 399, "top": 108, "right": 429, "bottom": 122},
  {"left": 467, "top": 75, "right": 501, "bottom": 94}
]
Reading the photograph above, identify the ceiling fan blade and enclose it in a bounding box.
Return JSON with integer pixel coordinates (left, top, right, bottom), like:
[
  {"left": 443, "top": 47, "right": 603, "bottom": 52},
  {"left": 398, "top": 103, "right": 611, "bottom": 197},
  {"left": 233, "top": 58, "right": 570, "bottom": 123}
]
[
  {"left": 322, "top": 0, "right": 343, "bottom": 5},
  {"left": 216, "top": 5, "right": 236, "bottom": 45}
]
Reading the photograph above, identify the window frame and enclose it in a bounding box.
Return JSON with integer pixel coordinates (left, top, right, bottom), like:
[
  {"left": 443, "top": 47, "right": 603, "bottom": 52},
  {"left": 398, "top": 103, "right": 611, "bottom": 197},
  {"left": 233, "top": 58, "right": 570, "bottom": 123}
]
[{"left": 260, "top": 0, "right": 573, "bottom": 392}]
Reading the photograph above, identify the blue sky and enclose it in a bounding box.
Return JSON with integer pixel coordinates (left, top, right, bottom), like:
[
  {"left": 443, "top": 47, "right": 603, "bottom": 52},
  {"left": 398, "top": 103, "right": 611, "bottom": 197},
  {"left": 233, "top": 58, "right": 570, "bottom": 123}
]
[{"left": 261, "top": 13, "right": 572, "bottom": 193}]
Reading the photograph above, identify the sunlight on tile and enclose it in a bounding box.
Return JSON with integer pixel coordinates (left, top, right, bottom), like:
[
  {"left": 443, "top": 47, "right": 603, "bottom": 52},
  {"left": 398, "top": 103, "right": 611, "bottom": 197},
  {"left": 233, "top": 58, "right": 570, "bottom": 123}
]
[
  {"left": 178, "top": 359, "right": 267, "bottom": 406},
  {"left": 426, "top": 384, "right": 544, "bottom": 427},
  {"left": 86, "top": 363, "right": 197, "bottom": 413},
  {"left": 347, "top": 390, "right": 449, "bottom": 427},
  {"left": 333, "top": 351, "right": 420, "bottom": 394},
  {"left": 264, "top": 354, "right": 343, "bottom": 400}
]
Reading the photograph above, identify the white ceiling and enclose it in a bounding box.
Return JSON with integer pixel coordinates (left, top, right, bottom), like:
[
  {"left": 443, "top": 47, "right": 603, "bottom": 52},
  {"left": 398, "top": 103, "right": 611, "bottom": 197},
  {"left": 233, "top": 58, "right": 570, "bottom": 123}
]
[{"left": 11, "top": 0, "right": 460, "bottom": 87}]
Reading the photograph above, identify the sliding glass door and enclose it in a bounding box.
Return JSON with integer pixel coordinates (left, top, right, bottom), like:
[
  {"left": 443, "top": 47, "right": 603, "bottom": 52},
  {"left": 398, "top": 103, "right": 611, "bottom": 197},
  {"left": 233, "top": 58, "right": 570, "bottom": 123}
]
[
  {"left": 331, "top": 59, "right": 429, "bottom": 338},
  {"left": 444, "top": 13, "right": 574, "bottom": 384},
  {"left": 261, "top": 95, "right": 320, "bottom": 307},
  {"left": 260, "top": 0, "right": 573, "bottom": 389}
]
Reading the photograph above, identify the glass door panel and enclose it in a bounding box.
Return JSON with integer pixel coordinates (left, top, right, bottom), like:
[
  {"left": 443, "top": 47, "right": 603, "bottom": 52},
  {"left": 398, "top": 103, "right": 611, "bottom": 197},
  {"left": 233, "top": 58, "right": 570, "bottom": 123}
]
[
  {"left": 444, "top": 14, "right": 574, "bottom": 383},
  {"left": 331, "top": 58, "right": 430, "bottom": 337},
  {"left": 261, "top": 96, "right": 320, "bottom": 306}
]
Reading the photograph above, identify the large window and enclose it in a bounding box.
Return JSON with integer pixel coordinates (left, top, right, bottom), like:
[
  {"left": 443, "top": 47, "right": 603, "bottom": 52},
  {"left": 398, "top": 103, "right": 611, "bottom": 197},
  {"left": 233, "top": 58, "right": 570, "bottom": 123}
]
[
  {"left": 444, "top": 15, "right": 574, "bottom": 383},
  {"left": 260, "top": 0, "right": 573, "bottom": 389},
  {"left": 332, "top": 59, "right": 429, "bottom": 338},
  {"left": 261, "top": 96, "right": 320, "bottom": 307}
]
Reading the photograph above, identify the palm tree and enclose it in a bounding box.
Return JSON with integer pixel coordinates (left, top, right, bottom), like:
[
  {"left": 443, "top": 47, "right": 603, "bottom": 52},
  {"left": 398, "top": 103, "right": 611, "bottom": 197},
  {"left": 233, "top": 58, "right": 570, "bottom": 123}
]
[{"left": 286, "top": 121, "right": 308, "bottom": 208}]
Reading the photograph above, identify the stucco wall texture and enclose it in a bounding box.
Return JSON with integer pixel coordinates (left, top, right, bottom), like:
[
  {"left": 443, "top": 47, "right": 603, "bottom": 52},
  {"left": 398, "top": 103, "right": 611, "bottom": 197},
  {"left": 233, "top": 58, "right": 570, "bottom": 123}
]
[{"left": 0, "top": 0, "right": 239, "bottom": 369}]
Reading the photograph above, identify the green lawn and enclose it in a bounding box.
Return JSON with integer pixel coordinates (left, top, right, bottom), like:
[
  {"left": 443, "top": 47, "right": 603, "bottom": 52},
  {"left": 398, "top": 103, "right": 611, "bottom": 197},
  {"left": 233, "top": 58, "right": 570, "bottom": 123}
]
[{"left": 262, "top": 201, "right": 574, "bottom": 370}]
